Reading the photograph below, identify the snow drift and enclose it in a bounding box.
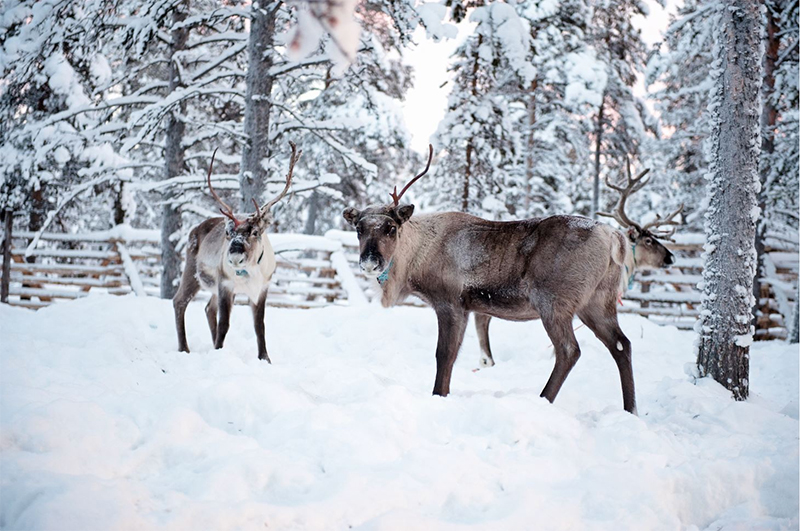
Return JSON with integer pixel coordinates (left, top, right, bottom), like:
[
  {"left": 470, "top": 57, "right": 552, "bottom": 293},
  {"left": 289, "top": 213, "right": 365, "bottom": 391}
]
[{"left": 1, "top": 295, "right": 797, "bottom": 530}]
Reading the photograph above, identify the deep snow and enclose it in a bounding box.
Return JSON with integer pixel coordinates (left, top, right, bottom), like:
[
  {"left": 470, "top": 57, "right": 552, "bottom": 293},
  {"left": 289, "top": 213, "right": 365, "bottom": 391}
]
[{"left": 1, "top": 295, "right": 797, "bottom": 530}]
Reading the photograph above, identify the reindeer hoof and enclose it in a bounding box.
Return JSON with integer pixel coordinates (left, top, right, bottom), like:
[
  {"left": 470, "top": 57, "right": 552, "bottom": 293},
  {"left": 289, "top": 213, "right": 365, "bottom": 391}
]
[
  {"left": 259, "top": 354, "right": 272, "bottom": 363},
  {"left": 479, "top": 355, "right": 495, "bottom": 368}
]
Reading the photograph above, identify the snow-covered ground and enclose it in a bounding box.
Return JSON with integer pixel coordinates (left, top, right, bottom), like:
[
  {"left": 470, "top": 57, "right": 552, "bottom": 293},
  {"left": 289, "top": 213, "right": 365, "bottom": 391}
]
[{"left": 1, "top": 295, "right": 797, "bottom": 530}]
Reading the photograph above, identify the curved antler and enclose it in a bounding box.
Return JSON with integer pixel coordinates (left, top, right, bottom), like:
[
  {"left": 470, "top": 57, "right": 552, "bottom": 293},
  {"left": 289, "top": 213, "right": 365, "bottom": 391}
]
[
  {"left": 596, "top": 157, "right": 650, "bottom": 231},
  {"left": 260, "top": 142, "right": 302, "bottom": 216},
  {"left": 390, "top": 144, "right": 433, "bottom": 206},
  {"left": 206, "top": 148, "right": 241, "bottom": 227},
  {"left": 642, "top": 203, "right": 685, "bottom": 241}
]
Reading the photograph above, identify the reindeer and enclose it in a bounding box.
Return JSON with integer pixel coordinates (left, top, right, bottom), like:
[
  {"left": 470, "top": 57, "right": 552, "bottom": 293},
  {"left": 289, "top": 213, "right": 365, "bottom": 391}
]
[
  {"left": 475, "top": 162, "right": 684, "bottom": 369},
  {"left": 343, "top": 147, "right": 680, "bottom": 413},
  {"left": 173, "top": 143, "right": 302, "bottom": 361}
]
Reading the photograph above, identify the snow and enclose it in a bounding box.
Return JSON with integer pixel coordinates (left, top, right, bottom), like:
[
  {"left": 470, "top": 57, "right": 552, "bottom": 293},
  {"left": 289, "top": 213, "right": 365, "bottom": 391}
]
[
  {"left": 416, "top": 2, "right": 458, "bottom": 41},
  {"left": 1, "top": 296, "right": 797, "bottom": 530},
  {"left": 564, "top": 50, "right": 608, "bottom": 108}
]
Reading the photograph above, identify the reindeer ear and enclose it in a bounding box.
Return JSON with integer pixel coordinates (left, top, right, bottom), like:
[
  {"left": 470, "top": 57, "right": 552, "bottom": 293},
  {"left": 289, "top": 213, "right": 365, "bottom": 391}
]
[
  {"left": 343, "top": 207, "right": 360, "bottom": 227},
  {"left": 627, "top": 226, "right": 641, "bottom": 241},
  {"left": 396, "top": 204, "right": 414, "bottom": 224}
]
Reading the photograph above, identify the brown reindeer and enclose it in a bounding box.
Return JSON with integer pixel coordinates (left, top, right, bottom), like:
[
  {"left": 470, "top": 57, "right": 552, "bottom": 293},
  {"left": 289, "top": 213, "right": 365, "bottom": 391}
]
[
  {"left": 173, "top": 143, "right": 302, "bottom": 361},
  {"left": 343, "top": 148, "right": 680, "bottom": 413},
  {"left": 476, "top": 162, "right": 683, "bottom": 368}
]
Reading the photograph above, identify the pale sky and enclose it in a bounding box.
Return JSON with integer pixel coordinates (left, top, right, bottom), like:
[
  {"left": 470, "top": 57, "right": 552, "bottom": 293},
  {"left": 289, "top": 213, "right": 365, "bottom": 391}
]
[{"left": 400, "top": 1, "right": 677, "bottom": 156}]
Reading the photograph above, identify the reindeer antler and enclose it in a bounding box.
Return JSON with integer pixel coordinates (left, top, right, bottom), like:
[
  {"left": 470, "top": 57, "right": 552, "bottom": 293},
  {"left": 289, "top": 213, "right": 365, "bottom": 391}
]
[
  {"left": 390, "top": 144, "right": 433, "bottom": 206},
  {"left": 641, "top": 203, "right": 685, "bottom": 242},
  {"left": 207, "top": 148, "right": 241, "bottom": 227},
  {"left": 596, "top": 157, "right": 650, "bottom": 231},
  {"left": 259, "top": 142, "right": 302, "bottom": 216}
]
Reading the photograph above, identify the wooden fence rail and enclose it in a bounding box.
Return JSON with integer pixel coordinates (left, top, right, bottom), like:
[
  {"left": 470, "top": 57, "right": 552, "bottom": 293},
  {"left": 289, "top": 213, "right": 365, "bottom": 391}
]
[{"left": 1, "top": 225, "right": 797, "bottom": 340}]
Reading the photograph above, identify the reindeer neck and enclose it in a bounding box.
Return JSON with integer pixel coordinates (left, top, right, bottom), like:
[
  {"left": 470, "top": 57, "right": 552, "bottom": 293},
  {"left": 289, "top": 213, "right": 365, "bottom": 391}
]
[
  {"left": 379, "top": 216, "right": 431, "bottom": 307},
  {"left": 622, "top": 240, "right": 637, "bottom": 292}
]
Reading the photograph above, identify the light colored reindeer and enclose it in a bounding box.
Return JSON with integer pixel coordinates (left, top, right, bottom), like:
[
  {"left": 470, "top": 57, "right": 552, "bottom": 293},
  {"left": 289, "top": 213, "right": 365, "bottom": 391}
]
[{"left": 173, "top": 143, "right": 302, "bottom": 361}]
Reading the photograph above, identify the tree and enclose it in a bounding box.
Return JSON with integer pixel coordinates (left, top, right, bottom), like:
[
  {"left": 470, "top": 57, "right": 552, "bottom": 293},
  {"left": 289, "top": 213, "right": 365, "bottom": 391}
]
[
  {"left": 646, "top": 0, "right": 719, "bottom": 230},
  {"left": 0, "top": 0, "right": 130, "bottom": 234},
  {"left": 696, "top": 0, "right": 762, "bottom": 400},
  {"left": 432, "top": 2, "right": 534, "bottom": 217},
  {"left": 587, "top": 0, "right": 656, "bottom": 219},
  {"left": 518, "top": 0, "right": 597, "bottom": 217},
  {"left": 239, "top": 1, "right": 277, "bottom": 212}
]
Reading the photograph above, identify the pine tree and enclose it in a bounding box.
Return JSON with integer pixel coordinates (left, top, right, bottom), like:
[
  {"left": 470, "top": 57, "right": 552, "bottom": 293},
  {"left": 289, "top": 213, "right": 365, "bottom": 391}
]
[
  {"left": 645, "top": 0, "right": 719, "bottom": 230},
  {"left": 696, "top": 0, "right": 762, "bottom": 401},
  {"left": 432, "top": 2, "right": 534, "bottom": 217},
  {"left": 518, "top": 0, "right": 596, "bottom": 217},
  {"left": 0, "top": 0, "right": 129, "bottom": 233},
  {"left": 588, "top": 0, "right": 656, "bottom": 219}
]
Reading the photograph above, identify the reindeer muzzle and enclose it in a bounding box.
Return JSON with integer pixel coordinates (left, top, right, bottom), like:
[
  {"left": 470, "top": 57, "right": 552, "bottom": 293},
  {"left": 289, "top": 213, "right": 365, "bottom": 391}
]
[{"left": 359, "top": 255, "right": 385, "bottom": 277}]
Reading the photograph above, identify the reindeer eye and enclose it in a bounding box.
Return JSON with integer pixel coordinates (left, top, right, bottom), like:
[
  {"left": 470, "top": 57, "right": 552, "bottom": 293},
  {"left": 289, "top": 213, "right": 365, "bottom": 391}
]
[
  {"left": 645, "top": 238, "right": 653, "bottom": 245},
  {"left": 385, "top": 224, "right": 396, "bottom": 235}
]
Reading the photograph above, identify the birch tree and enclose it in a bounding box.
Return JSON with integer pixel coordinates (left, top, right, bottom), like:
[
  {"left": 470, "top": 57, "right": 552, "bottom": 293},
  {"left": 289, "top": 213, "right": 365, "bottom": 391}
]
[{"left": 696, "top": 0, "right": 762, "bottom": 400}]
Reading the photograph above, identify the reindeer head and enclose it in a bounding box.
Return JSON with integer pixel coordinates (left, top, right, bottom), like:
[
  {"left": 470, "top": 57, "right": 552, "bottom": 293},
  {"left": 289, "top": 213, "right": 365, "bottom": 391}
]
[
  {"left": 207, "top": 143, "right": 301, "bottom": 271},
  {"left": 343, "top": 145, "right": 432, "bottom": 278},
  {"left": 597, "top": 160, "right": 683, "bottom": 270}
]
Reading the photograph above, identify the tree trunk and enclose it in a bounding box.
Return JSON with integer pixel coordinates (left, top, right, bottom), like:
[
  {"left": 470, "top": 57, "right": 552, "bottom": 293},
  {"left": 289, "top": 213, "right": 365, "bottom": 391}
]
[
  {"left": 113, "top": 182, "right": 127, "bottom": 226},
  {"left": 753, "top": 2, "right": 780, "bottom": 324},
  {"left": 696, "top": 0, "right": 762, "bottom": 401},
  {"left": 790, "top": 284, "right": 799, "bottom": 344},
  {"left": 160, "top": 0, "right": 189, "bottom": 299},
  {"left": 29, "top": 185, "right": 46, "bottom": 233},
  {"left": 304, "top": 190, "right": 318, "bottom": 235},
  {"left": 1, "top": 210, "right": 12, "bottom": 304},
  {"left": 240, "top": 2, "right": 276, "bottom": 212},
  {"left": 591, "top": 95, "right": 605, "bottom": 220},
  {"left": 461, "top": 34, "right": 483, "bottom": 214},
  {"left": 463, "top": 142, "right": 472, "bottom": 212},
  {"left": 524, "top": 80, "right": 538, "bottom": 216}
]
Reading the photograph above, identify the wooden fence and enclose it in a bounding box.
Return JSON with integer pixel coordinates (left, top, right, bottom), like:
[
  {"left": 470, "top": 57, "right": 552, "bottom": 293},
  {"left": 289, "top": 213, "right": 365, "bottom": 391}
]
[
  {"left": 619, "top": 233, "right": 799, "bottom": 339},
  {"left": 1, "top": 224, "right": 797, "bottom": 340},
  {"left": 0, "top": 225, "right": 365, "bottom": 310}
]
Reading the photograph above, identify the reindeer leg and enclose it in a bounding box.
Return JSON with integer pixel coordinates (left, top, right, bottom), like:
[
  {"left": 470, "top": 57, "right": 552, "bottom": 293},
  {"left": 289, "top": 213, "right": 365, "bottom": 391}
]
[
  {"left": 214, "top": 286, "right": 235, "bottom": 350},
  {"left": 539, "top": 311, "right": 581, "bottom": 404},
  {"left": 578, "top": 301, "right": 636, "bottom": 414},
  {"left": 475, "top": 313, "right": 495, "bottom": 368},
  {"left": 205, "top": 295, "right": 218, "bottom": 345},
  {"left": 251, "top": 289, "right": 270, "bottom": 363},
  {"left": 173, "top": 269, "right": 200, "bottom": 353},
  {"left": 432, "top": 307, "right": 469, "bottom": 397}
]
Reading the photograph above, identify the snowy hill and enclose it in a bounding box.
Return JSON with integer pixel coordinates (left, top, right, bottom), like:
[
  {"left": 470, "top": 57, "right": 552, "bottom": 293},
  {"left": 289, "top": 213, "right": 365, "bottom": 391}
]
[{"left": 1, "top": 296, "right": 797, "bottom": 530}]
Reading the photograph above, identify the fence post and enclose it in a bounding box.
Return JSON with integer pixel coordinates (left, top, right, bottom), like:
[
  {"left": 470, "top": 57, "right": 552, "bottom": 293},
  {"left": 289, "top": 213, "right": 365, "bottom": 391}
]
[
  {"left": 1, "top": 209, "right": 12, "bottom": 303},
  {"left": 330, "top": 249, "right": 368, "bottom": 306},
  {"left": 116, "top": 241, "right": 146, "bottom": 297}
]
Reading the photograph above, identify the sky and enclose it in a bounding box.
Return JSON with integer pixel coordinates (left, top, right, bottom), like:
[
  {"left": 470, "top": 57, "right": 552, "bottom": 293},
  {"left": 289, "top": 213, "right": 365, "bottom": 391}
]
[{"left": 400, "top": 1, "right": 677, "bottom": 155}]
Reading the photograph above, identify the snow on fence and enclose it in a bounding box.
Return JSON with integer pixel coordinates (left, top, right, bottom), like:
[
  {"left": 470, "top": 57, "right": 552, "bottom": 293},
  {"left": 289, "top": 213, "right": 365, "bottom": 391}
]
[
  {"left": 1, "top": 225, "right": 797, "bottom": 340},
  {"left": 0, "top": 225, "right": 365, "bottom": 310},
  {"left": 618, "top": 232, "right": 799, "bottom": 340}
]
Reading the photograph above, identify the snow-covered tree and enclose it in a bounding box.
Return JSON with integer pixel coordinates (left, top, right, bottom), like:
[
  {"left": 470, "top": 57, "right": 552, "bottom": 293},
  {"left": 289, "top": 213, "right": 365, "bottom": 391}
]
[
  {"left": 0, "top": 0, "right": 130, "bottom": 233},
  {"left": 696, "top": 0, "right": 762, "bottom": 401},
  {"left": 762, "top": 0, "right": 798, "bottom": 240},
  {"left": 645, "top": 0, "right": 719, "bottom": 230},
  {"left": 432, "top": 2, "right": 534, "bottom": 217},
  {"left": 588, "top": 0, "right": 657, "bottom": 219},
  {"left": 518, "top": 0, "right": 597, "bottom": 217}
]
